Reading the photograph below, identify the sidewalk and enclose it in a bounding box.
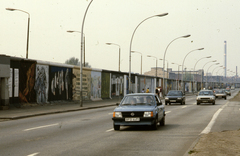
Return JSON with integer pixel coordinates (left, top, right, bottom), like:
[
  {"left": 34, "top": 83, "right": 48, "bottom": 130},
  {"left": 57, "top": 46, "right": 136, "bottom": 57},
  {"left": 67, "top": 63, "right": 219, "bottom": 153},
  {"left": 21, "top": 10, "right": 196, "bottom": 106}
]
[{"left": 0, "top": 97, "right": 122, "bottom": 121}]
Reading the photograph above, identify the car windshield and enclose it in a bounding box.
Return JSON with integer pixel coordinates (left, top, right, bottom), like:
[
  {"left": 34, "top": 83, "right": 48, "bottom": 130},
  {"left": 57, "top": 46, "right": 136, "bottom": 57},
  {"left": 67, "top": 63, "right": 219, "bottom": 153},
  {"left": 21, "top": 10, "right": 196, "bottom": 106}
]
[
  {"left": 199, "top": 91, "right": 213, "bottom": 95},
  {"left": 167, "top": 91, "right": 182, "bottom": 96},
  {"left": 215, "top": 90, "right": 224, "bottom": 93},
  {"left": 121, "top": 95, "right": 155, "bottom": 106}
]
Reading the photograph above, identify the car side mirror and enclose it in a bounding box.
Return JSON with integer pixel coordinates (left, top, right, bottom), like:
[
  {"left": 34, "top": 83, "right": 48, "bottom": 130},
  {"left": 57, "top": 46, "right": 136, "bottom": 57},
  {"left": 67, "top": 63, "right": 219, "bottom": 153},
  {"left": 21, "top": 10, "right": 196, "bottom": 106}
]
[{"left": 116, "top": 103, "right": 120, "bottom": 106}]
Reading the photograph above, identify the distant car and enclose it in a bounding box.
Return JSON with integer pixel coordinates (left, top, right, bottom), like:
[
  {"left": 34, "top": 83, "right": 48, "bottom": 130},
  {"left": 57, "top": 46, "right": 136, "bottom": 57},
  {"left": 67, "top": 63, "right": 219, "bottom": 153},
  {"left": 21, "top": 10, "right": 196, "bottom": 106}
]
[
  {"left": 112, "top": 93, "right": 165, "bottom": 130},
  {"left": 215, "top": 89, "right": 227, "bottom": 100},
  {"left": 165, "top": 90, "right": 185, "bottom": 105},
  {"left": 231, "top": 86, "right": 235, "bottom": 90},
  {"left": 225, "top": 88, "right": 231, "bottom": 96},
  {"left": 196, "top": 90, "right": 215, "bottom": 105}
]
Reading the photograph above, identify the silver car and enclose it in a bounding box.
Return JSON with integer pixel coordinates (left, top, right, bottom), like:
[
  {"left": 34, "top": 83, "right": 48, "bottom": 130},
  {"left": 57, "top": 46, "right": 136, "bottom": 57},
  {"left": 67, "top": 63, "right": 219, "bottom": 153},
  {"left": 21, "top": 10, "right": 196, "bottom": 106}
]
[
  {"left": 215, "top": 89, "right": 227, "bottom": 100},
  {"left": 196, "top": 90, "right": 216, "bottom": 105}
]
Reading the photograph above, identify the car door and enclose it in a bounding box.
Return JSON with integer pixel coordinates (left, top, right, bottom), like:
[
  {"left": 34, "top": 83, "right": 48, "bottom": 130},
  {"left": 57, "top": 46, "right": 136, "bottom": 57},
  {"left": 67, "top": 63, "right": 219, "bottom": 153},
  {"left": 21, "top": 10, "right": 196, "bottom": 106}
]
[{"left": 155, "top": 95, "right": 163, "bottom": 121}]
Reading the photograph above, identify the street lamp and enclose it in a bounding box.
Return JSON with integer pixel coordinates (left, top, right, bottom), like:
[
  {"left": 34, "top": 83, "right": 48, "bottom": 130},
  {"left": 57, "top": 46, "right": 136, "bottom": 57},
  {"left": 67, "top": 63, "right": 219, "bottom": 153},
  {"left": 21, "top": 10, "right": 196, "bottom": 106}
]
[
  {"left": 106, "top": 43, "right": 121, "bottom": 72},
  {"left": 201, "top": 60, "right": 217, "bottom": 89},
  {"left": 79, "top": 0, "right": 93, "bottom": 107},
  {"left": 147, "top": 55, "right": 158, "bottom": 78},
  {"left": 206, "top": 63, "right": 219, "bottom": 88},
  {"left": 129, "top": 13, "right": 168, "bottom": 93},
  {"left": 67, "top": 30, "right": 86, "bottom": 67},
  {"left": 192, "top": 56, "right": 211, "bottom": 92},
  {"left": 172, "top": 63, "right": 181, "bottom": 90},
  {"left": 162, "top": 34, "right": 190, "bottom": 96},
  {"left": 181, "top": 48, "right": 204, "bottom": 93},
  {"left": 6, "top": 8, "right": 30, "bottom": 59},
  {"left": 211, "top": 65, "right": 223, "bottom": 88},
  {"left": 131, "top": 51, "right": 142, "bottom": 75}
]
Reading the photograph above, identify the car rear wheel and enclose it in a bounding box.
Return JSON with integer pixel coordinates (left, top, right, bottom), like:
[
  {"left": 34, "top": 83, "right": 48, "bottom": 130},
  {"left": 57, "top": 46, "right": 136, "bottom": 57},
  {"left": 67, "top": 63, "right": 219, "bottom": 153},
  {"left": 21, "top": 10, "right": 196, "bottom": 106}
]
[
  {"left": 197, "top": 102, "right": 200, "bottom": 105},
  {"left": 212, "top": 101, "right": 215, "bottom": 105},
  {"left": 114, "top": 124, "right": 120, "bottom": 131},
  {"left": 225, "top": 97, "right": 227, "bottom": 100}
]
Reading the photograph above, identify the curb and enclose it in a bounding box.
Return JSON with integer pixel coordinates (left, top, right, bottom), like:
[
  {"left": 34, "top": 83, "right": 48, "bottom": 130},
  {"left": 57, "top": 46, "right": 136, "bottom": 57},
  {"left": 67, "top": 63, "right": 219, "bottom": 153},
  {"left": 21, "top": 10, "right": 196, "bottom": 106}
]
[
  {"left": 183, "top": 134, "right": 202, "bottom": 156},
  {"left": 0, "top": 104, "right": 117, "bottom": 120}
]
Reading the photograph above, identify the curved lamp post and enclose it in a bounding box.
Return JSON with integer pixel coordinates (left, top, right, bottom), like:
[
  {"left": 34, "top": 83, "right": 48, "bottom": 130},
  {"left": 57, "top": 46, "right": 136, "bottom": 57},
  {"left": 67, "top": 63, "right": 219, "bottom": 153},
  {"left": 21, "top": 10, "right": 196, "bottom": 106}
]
[
  {"left": 206, "top": 63, "right": 219, "bottom": 88},
  {"left": 79, "top": 0, "right": 93, "bottom": 107},
  {"left": 211, "top": 65, "right": 223, "bottom": 88},
  {"left": 147, "top": 55, "right": 158, "bottom": 78},
  {"left": 162, "top": 34, "right": 190, "bottom": 96},
  {"left": 181, "top": 48, "right": 204, "bottom": 93},
  {"left": 106, "top": 43, "right": 121, "bottom": 72},
  {"left": 131, "top": 51, "right": 142, "bottom": 75},
  {"left": 67, "top": 30, "right": 86, "bottom": 67},
  {"left": 201, "top": 60, "right": 217, "bottom": 89},
  {"left": 192, "top": 56, "right": 211, "bottom": 92},
  {"left": 172, "top": 62, "right": 181, "bottom": 90},
  {"left": 128, "top": 13, "right": 168, "bottom": 93},
  {"left": 6, "top": 8, "right": 30, "bottom": 59}
]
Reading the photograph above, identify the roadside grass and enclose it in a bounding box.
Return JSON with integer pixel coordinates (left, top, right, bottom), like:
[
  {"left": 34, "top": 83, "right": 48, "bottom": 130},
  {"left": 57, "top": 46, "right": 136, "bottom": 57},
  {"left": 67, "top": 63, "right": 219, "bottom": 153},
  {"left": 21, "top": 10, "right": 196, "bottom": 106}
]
[
  {"left": 188, "top": 149, "right": 198, "bottom": 154},
  {"left": 229, "top": 91, "right": 240, "bottom": 101}
]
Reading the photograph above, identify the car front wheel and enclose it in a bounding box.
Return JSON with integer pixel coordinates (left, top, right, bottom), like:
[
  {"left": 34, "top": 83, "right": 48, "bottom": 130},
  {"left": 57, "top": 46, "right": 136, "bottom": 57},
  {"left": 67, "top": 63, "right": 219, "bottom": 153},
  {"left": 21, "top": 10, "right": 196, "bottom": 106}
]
[
  {"left": 114, "top": 124, "right": 120, "bottom": 131},
  {"left": 151, "top": 118, "right": 158, "bottom": 130},
  {"left": 160, "top": 116, "right": 165, "bottom": 126}
]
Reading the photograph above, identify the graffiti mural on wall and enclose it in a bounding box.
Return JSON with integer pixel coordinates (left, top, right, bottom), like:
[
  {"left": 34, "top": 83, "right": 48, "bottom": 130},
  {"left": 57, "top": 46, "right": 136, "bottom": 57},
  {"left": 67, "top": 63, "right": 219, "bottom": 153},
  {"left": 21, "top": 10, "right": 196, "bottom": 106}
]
[
  {"left": 19, "top": 60, "right": 36, "bottom": 103},
  {"left": 49, "top": 66, "right": 72, "bottom": 101},
  {"left": 91, "top": 71, "right": 101, "bottom": 100},
  {"left": 34, "top": 65, "right": 49, "bottom": 103}
]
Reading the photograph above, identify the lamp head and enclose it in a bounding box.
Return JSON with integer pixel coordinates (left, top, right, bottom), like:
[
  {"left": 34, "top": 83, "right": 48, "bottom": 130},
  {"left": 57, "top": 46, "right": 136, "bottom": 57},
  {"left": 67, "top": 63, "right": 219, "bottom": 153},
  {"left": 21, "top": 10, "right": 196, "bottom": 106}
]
[
  {"left": 206, "top": 56, "right": 211, "bottom": 58},
  {"left": 6, "top": 8, "right": 16, "bottom": 11},
  {"left": 156, "top": 13, "right": 168, "bottom": 17},
  {"left": 67, "top": 30, "right": 74, "bottom": 33},
  {"left": 183, "top": 34, "right": 191, "bottom": 38},
  {"left": 106, "top": 43, "right": 112, "bottom": 45},
  {"left": 198, "top": 48, "right": 204, "bottom": 50}
]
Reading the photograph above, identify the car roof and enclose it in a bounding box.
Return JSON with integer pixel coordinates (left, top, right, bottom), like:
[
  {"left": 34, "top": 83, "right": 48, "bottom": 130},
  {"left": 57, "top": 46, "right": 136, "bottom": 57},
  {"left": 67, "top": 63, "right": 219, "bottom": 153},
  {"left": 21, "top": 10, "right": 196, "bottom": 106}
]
[{"left": 125, "top": 93, "right": 156, "bottom": 96}]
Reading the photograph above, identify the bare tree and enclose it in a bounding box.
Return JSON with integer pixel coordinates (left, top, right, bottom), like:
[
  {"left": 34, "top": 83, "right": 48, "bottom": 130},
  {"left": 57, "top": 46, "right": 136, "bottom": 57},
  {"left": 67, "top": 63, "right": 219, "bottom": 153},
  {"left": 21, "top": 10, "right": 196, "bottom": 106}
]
[{"left": 65, "top": 57, "right": 91, "bottom": 68}]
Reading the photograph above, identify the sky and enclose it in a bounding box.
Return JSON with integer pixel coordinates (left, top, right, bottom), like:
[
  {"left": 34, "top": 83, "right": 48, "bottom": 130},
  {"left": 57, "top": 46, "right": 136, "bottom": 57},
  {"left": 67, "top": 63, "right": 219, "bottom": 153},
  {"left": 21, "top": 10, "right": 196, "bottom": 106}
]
[{"left": 1, "top": 0, "right": 240, "bottom": 76}]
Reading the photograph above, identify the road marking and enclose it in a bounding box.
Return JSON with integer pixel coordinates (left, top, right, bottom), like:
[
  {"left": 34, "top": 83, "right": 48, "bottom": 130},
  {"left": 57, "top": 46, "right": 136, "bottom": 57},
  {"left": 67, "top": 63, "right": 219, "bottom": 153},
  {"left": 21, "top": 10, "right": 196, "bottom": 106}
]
[
  {"left": 106, "top": 129, "right": 114, "bottom": 132},
  {"left": 27, "top": 153, "right": 39, "bottom": 156},
  {"left": 108, "top": 113, "right": 113, "bottom": 115},
  {"left": 182, "top": 106, "right": 187, "bottom": 109},
  {"left": 201, "top": 102, "right": 228, "bottom": 134},
  {"left": 165, "top": 111, "right": 171, "bottom": 114},
  {"left": 23, "top": 123, "right": 59, "bottom": 131}
]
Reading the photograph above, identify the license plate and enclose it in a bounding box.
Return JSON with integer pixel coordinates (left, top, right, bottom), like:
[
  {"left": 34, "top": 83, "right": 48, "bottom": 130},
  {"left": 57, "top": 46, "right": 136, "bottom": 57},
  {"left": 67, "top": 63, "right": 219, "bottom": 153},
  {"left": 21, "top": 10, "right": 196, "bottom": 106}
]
[
  {"left": 125, "top": 118, "right": 140, "bottom": 122},
  {"left": 170, "top": 100, "right": 176, "bottom": 102}
]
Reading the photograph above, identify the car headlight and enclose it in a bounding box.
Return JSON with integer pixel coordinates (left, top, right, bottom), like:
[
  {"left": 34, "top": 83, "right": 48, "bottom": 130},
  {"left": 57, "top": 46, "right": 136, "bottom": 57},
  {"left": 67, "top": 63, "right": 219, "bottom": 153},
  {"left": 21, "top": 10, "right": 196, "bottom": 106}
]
[
  {"left": 177, "top": 97, "right": 182, "bottom": 100},
  {"left": 113, "top": 112, "right": 122, "bottom": 118},
  {"left": 144, "top": 111, "right": 153, "bottom": 117},
  {"left": 165, "top": 98, "right": 169, "bottom": 100},
  {"left": 211, "top": 97, "right": 215, "bottom": 100},
  {"left": 196, "top": 97, "right": 200, "bottom": 100}
]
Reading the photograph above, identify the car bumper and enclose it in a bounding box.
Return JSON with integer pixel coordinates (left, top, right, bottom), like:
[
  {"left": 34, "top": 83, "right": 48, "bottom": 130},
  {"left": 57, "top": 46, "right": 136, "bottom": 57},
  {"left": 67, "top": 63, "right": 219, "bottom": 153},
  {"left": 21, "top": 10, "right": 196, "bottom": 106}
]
[
  {"left": 165, "top": 99, "right": 183, "bottom": 103},
  {"left": 197, "top": 99, "right": 215, "bottom": 103},
  {"left": 112, "top": 117, "right": 155, "bottom": 126}
]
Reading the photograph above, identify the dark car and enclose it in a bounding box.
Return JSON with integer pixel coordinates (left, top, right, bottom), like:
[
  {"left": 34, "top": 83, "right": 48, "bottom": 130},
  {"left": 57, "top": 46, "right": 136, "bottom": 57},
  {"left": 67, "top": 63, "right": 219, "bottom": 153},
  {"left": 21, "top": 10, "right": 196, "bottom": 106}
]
[
  {"left": 165, "top": 90, "right": 185, "bottom": 105},
  {"left": 112, "top": 93, "right": 165, "bottom": 130},
  {"left": 196, "top": 90, "right": 215, "bottom": 105}
]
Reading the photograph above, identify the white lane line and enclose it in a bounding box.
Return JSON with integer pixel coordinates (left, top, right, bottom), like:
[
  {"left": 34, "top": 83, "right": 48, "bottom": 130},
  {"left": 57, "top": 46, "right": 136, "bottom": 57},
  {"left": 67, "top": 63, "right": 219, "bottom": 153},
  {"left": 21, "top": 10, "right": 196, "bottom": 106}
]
[
  {"left": 27, "top": 152, "right": 39, "bottom": 156},
  {"left": 201, "top": 102, "right": 228, "bottom": 134},
  {"left": 165, "top": 111, "right": 171, "bottom": 114},
  {"left": 108, "top": 113, "right": 113, "bottom": 115},
  {"left": 106, "top": 129, "right": 114, "bottom": 132},
  {"left": 23, "top": 123, "right": 59, "bottom": 131},
  {"left": 182, "top": 106, "right": 187, "bottom": 109}
]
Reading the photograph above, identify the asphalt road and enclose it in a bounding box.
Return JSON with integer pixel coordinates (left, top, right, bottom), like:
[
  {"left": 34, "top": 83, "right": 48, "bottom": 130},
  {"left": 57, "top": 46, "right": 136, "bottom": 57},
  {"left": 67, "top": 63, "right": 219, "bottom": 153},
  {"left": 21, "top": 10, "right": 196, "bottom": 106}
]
[{"left": 0, "top": 90, "right": 239, "bottom": 156}]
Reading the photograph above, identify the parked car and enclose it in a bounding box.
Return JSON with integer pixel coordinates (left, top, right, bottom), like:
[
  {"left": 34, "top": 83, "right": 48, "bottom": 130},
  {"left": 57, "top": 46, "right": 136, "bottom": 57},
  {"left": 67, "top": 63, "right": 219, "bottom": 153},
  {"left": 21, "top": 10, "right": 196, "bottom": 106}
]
[
  {"left": 215, "top": 89, "right": 227, "bottom": 100},
  {"left": 225, "top": 88, "right": 231, "bottom": 96},
  {"left": 165, "top": 90, "right": 185, "bottom": 105},
  {"left": 196, "top": 90, "right": 216, "bottom": 105},
  {"left": 112, "top": 93, "right": 165, "bottom": 130}
]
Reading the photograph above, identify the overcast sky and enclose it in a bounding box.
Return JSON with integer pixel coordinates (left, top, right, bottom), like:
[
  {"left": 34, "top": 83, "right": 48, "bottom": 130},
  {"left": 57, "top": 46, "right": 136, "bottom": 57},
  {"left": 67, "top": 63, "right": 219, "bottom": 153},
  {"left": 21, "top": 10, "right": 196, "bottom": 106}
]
[{"left": 1, "top": 0, "right": 239, "bottom": 76}]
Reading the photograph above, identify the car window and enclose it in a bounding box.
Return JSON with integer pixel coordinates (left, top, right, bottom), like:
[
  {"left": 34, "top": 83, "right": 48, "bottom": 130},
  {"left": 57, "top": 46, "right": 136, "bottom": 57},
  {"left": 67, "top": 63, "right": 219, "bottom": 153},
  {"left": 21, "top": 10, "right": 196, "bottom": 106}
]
[
  {"left": 121, "top": 95, "right": 155, "bottom": 106},
  {"left": 199, "top": 91, "right": 213, "bottom": 95},
  {"left": 167, "top": 91, "right": 182, "bottom": 96}
]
